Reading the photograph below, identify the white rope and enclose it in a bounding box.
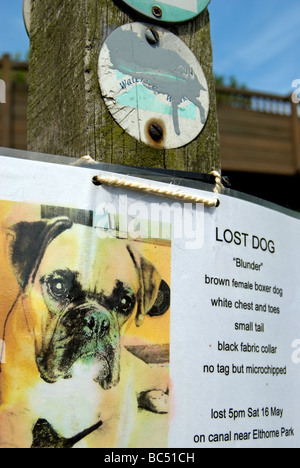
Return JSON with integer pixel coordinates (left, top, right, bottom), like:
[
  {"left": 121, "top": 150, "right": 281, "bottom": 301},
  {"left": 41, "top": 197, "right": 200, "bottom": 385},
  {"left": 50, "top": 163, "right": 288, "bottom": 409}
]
[
  {"left": 92, "top": 170, "right": 223, "bottom": 208},
  {"left": 211, "top": 170, "right": 224, "bottom": 194}
]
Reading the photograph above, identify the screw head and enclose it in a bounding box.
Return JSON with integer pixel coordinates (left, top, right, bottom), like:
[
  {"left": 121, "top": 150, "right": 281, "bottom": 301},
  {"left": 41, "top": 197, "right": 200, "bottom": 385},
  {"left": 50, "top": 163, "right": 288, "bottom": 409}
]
[
  {"left": 145, "top": 28, "right": 160, "bottom": 45},
  {"left": 148, "top": 122, "right": 164, "bottom": 142},
  {"left": 152, "top": 5, "right": 163, "bottom": 18}
]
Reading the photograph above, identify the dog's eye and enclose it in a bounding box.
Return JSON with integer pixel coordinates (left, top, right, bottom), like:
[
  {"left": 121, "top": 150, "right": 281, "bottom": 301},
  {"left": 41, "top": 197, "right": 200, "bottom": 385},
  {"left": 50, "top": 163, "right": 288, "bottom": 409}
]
[
  {"left": 41, "top": 270, "right": 82, "bottom": 307},
  {"left": 117, "top": 295, "right": 135, "bottom": 314},
  {"left": 49, "top": 279, "right": 68, "bottom": 298}
]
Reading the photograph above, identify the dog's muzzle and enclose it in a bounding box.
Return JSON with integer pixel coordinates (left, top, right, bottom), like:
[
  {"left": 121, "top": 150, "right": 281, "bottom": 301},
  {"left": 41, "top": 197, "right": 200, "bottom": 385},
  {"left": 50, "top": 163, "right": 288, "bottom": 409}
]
[{"left": 36, "top": 304, "right": 121, "bottom": 390}]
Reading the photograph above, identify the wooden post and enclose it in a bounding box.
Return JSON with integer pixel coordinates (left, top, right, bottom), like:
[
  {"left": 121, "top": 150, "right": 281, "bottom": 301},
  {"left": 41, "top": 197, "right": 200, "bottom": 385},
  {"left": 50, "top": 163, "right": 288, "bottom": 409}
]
[
  {"left": 28, "top": 0, "right": 220, "bottom": 174},
  {"left": 1, "top": 54, "right": 12, "bottom": 148}
]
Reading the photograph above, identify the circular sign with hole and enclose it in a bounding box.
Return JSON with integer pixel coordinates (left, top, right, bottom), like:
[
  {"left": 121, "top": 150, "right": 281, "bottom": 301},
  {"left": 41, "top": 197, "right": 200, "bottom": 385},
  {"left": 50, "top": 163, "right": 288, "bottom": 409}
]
[
  {"left": 119, "top": 0, "right": 211, "bottom": 24},
  {"left": 98, "top": 23, "right": 209, "bottom": 149}
]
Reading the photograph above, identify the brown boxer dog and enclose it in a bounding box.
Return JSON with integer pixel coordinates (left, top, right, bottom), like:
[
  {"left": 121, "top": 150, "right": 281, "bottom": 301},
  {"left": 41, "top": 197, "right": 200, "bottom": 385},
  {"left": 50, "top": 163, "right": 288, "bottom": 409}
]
[{"left": 0, "top": 218, "right": 170, "bottom": 448}]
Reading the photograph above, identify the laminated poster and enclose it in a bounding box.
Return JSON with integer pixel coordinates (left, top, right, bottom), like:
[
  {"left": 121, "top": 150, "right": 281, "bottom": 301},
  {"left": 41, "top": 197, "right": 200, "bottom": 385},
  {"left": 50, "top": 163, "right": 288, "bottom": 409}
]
[{"left": 0, "top": 151, "right": 299, "bottom": 449}]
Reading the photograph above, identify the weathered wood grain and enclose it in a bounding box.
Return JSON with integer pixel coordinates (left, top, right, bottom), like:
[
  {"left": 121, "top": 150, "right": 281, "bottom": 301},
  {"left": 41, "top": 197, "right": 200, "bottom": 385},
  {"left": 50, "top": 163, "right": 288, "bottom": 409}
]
[{"left": 27, "top": 0, "right": 220, "bottom": 173}]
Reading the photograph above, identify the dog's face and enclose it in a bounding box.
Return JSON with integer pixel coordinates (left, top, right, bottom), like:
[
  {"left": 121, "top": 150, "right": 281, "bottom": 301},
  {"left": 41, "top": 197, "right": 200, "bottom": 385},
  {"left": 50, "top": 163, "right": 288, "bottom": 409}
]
[{"left": 8, "top": 218, "right": 170, "bottom": 390}]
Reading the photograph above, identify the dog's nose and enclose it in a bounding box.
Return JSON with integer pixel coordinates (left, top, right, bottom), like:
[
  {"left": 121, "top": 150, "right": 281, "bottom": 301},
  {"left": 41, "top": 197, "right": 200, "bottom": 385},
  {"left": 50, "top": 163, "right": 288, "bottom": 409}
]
[{"left": 83, "top": 313, "right": 110, "bottom": 337}]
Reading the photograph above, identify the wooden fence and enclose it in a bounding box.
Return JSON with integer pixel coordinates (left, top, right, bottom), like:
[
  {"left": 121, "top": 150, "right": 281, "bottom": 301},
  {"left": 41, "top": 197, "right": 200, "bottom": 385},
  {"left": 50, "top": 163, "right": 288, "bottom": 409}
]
[
  {"left": 0, "top": 54, "right": 299, "bottom": 175},
  {"left": 0, "top": 54, "right": 28, "bottom": 150},
  {"left": 217, "top": 86, "right": 300, "bottom": 175}
]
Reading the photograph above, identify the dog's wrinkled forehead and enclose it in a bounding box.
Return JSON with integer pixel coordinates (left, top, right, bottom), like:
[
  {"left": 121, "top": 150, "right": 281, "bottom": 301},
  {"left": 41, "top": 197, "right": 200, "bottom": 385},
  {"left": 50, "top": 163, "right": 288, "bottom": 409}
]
[{"left": 38, "top": 225, "right": 140, "bottom": 294}]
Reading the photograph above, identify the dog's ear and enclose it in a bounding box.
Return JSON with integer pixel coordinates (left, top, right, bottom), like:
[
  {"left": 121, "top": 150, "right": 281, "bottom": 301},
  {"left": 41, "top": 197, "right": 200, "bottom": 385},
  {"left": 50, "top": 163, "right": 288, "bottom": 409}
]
[
  {"left": 147, "top": 279, "right": 170, "bottom": 318},
  {"left": 7, "top": 217, "right": 73, "bottom": 290},
  {"left": 127, "top": 246, "right": 170, "bottom": 327}
]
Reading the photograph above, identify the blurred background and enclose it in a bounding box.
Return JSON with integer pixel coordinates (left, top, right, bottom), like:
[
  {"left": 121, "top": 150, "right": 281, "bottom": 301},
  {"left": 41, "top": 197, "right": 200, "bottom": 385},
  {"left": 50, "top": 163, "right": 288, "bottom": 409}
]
[{"left": 0, "top": 0, "right": 299, "bottom": 210}]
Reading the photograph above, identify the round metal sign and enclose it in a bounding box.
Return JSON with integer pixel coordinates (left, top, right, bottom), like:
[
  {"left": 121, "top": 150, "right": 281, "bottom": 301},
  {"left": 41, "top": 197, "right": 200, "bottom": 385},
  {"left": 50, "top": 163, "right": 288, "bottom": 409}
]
[
  {"left": 23, "top": 0, "right": 31, "bottom": 37},
  {"left": 119, "top": 0, "right": 211, "bottom": 23},
  {"left": 98, "top": 23, "right": 209, "bottom": 149}
]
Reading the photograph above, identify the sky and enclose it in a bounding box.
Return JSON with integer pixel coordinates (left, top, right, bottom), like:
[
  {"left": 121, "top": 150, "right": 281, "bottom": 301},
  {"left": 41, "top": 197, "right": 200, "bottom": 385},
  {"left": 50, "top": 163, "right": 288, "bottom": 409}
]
[
  {"left": 0, "top": 0, "right": 299, "bottom": 95},
  {"left": 209, "top": 0, "right": 300, "bottom": 95}
]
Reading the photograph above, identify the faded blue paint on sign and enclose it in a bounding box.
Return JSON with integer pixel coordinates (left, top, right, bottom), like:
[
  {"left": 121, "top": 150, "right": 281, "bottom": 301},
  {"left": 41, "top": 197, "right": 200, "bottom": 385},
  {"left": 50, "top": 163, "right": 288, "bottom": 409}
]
[
  {"left": 117, "top": 72, "right": 197, "bottom": 121},
  {"left": 105, "top": 27, "right": 206, "bottom": 135},
  {"left": 120, "top": 0, "right": 211, "bottom": 23}
]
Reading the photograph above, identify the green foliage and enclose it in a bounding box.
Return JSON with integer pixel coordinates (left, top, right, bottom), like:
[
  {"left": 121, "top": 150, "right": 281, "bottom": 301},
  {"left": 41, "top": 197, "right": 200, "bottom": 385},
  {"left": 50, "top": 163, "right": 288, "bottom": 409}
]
[
  {"left": 0, "top": 52, "right": 29, "bottom": 85},
  {"left": 214, "top": 73, "right": 251, "bottom": 109},
  {"left": 214, "top": 73, "right": 247, "bottom": 89}
]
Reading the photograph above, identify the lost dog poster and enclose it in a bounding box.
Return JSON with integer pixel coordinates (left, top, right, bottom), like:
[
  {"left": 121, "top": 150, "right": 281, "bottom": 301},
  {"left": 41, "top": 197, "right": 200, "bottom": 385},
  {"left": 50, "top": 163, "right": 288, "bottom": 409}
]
[{"left": 0, "top": 151, "right": 299, "bottom": 448}]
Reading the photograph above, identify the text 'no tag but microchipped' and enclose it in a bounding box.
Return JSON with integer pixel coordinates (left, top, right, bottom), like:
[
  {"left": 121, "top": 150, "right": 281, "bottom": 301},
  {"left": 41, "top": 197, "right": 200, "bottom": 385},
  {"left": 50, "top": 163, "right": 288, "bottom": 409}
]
[
  {"left": 119, "top": 0, "right": 211, "bottom": 23},
  {"left": 98, "top": 23, "right": 209, "bottom": 149}
]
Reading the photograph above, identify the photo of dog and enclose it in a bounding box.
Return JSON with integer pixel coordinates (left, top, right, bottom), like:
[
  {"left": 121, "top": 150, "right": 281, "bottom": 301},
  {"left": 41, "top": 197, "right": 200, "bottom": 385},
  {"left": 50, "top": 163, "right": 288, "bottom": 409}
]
[{"left": 0, "top": 201, "right": 171, "bottom": 448}]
